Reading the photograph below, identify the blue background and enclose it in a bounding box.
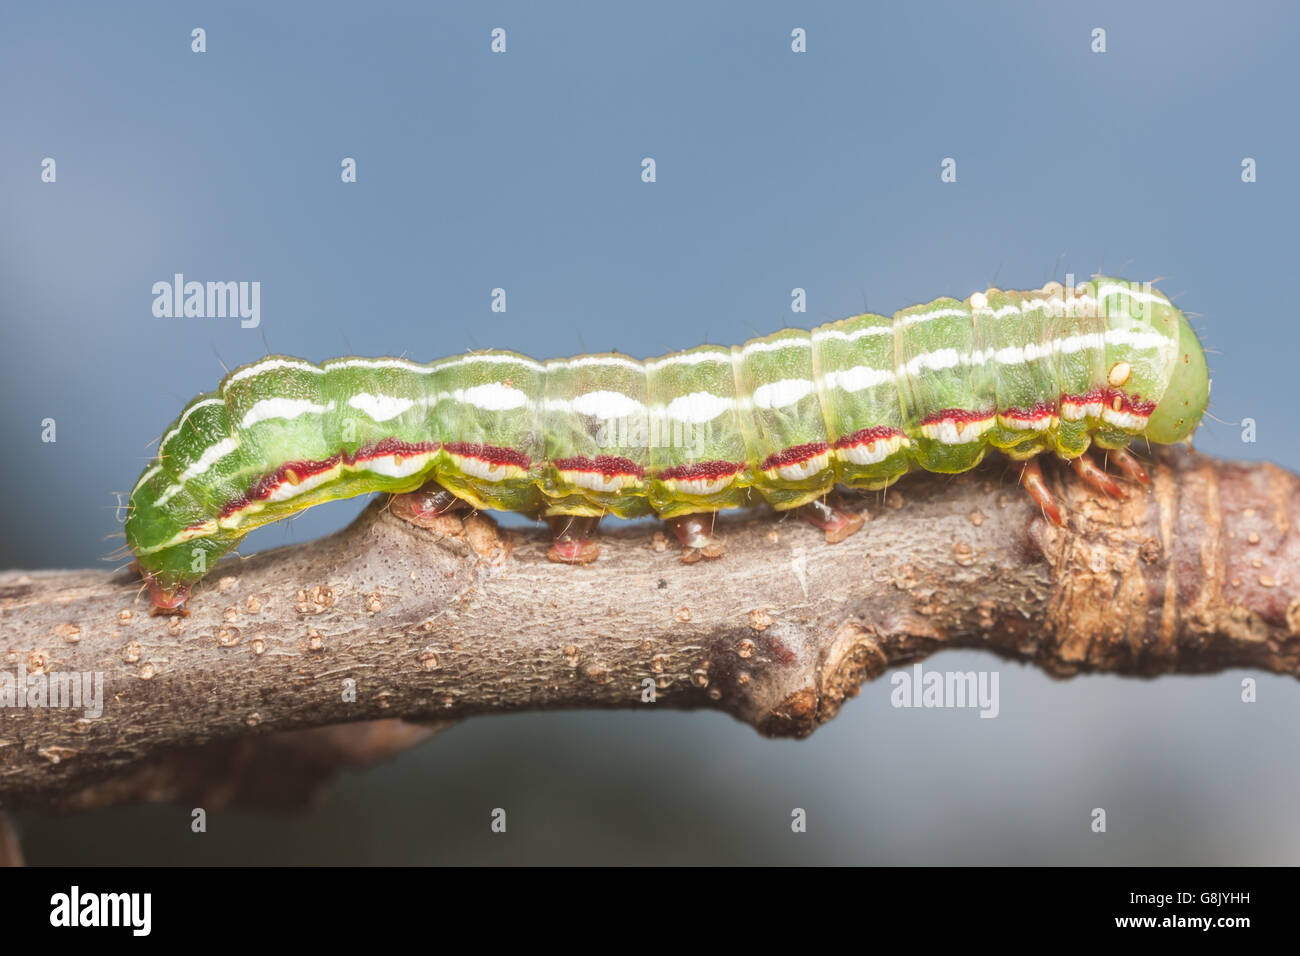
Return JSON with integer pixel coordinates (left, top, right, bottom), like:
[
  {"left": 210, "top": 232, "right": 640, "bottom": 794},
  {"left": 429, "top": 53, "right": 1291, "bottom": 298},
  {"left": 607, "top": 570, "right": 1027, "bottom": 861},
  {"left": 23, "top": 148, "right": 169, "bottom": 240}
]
[{"left": 3, "top": 0, "right": 1298, "bottom": 863}]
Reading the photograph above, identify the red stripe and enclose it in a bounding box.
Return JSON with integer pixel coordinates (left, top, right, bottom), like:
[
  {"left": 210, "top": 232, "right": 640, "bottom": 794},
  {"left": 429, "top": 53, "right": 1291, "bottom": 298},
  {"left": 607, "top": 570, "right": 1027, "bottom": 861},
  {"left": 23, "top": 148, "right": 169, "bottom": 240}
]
[
  {"left": 442, "top": 442, "right": 532, "bottom": 470},
  {"left": 833, "top": 426, "right": 906, "bottom": 449},
  {"left": 552, "top": 455, "right": 645, "bottom": 479},
  {"left": 760, "top": 441, "right": 829, "bottom": 473},
  {"left": 1000, "top": 400, "right": 1059, "bottom": 423},
  {"left": 222, "top": 439, "right": 440, "bottom": 518},
  {"left": 919, "top": 407, "right": 996, "bottom": 427},
  {"left": 657, "top": 460, "right": 743, "bottom": 482},
  {"left": 1060, "top": 387, "right": 1107, "bottom": 409},
  {"left": 1061, "top": 388, "right": 1155, "bottom": 415}
]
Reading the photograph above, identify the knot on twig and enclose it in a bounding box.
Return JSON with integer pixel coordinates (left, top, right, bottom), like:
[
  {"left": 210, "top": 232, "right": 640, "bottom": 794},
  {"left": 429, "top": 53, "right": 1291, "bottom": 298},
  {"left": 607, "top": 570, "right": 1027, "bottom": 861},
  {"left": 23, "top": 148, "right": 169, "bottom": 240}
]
[
  {"left": 1027, "top": 456, "right": 1175, "bottom": 676},
  {"left": 387, "top": 492, "right": 511, "bottom": 565},
  {"left": 758, "top": 623, "right": 889, "bottom": 737}
]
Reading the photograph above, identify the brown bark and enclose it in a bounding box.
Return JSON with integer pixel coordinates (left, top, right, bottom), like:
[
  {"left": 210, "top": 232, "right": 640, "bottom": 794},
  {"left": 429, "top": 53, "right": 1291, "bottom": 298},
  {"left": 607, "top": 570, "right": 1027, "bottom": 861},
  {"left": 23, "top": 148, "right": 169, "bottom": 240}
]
[{"left": 1, "top": 448, "right": 1298, "bottom": 814}]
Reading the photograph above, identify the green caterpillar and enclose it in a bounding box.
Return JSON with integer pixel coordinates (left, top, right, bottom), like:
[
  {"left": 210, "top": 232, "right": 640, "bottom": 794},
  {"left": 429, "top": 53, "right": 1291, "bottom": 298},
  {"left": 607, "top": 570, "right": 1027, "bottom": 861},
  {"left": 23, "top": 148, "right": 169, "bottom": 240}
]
[{"left": 125, "top": 276, "right": 1209, "bottom": 609}]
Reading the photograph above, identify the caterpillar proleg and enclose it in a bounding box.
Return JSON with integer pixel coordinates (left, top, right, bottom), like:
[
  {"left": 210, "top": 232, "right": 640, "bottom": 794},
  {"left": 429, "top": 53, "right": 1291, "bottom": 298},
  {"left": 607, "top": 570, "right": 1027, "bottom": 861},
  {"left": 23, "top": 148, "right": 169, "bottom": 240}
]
[{"left": 125, "top": 277, "right": 1210, "bottom": 608}]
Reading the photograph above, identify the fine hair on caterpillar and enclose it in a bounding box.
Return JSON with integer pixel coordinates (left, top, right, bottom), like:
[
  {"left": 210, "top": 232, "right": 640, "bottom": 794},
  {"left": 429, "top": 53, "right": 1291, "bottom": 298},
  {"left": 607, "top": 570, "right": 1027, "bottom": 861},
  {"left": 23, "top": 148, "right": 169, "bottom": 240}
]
[{"left": 124, "top": 275, "right": 1211, "bottom": 610}]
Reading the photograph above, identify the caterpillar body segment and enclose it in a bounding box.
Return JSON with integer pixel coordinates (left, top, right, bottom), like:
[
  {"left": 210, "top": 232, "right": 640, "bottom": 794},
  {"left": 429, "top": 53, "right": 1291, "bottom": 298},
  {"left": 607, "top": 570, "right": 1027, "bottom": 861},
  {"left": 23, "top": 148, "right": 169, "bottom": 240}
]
[{"left": 125, "top": 277, "right": 1210, "bottom": 608}]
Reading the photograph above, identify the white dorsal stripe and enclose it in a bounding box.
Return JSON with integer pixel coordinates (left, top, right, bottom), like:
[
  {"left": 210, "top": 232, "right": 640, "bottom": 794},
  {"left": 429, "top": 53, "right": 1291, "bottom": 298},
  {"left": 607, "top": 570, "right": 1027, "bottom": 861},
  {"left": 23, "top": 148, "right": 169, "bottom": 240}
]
[
  {"left": 547, "top": 355, "right": 644, "bottom": 372},
  {"left": 740, "top": 337, "right": 811, "bottom": 356},
  {"left": 752, "top": 378, "right": 814, "bottom": 409},
  {"left": 1095, "top": 283, "right": 1168, "bottom": 305},
  {"left": 348, "top": 392, "right": 415, "bottom": 421},
  {"left": 663, "top": 390, "right": 734, "bottom": 424},
  {"left": 644, "top": 350, "right": 732, "bottom": 371},
  {"left": 327, "top": 358, "right": 438, "bottom": 374},
  {"left": 436, "top": 354, "right": 547, "bottom": 372},
  {"left": 225, "top": 359, "right": 324, "bottom": 387},
  {"left": 241, "top": 398, "right": 334, "bottom": 429},
  {"left": 898, "top": 306, "right": 967, "bottom": 328},
  {"left": 811, "top": 324, "right": 893, "bottom": 343}
]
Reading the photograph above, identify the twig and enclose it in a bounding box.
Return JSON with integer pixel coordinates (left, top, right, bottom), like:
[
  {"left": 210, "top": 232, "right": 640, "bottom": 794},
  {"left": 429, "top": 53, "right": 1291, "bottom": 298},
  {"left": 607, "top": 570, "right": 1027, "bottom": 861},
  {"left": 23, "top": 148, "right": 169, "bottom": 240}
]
[{"left": 1, "top": 448, "right": 1297, "bottom": 812}]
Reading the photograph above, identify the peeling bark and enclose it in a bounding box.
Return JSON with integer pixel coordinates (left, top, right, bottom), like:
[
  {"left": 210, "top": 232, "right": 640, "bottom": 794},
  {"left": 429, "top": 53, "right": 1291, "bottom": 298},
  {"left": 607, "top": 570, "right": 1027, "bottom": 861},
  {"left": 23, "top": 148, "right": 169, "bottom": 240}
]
[{"left": 1, "top": 448, "right": 1298, "bottom": 813}]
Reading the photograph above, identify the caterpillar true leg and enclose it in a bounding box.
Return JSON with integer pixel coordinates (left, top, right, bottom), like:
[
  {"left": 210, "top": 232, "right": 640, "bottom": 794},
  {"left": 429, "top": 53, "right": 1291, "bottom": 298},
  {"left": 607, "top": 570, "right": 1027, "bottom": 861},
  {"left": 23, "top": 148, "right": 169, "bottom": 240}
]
[
  {"left": 1019, "top": 457, "right": 1064, "bottom": 526},
  {"left": 1111, "top": 447, "right": 1152, "bottom": 487},
  {"left": 1070, "top": 452, "right": 1125, "bottom": 500},
  {"left": 796, "top": 497, "right": 865, "bottom": 544},
  {"left": 666, "top": 512, "right": 725, "bottom": 564},
  {"left": 547, "top": 514, "right": 601, "bottom": 564}
]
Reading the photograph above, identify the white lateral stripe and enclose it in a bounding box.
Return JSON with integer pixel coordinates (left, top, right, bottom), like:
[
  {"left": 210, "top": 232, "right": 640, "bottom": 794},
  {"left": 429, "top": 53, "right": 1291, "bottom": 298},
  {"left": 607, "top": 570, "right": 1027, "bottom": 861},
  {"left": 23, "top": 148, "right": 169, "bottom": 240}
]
[
  {"left": 752, "top": 378, "right": 814, "bottom": 410},
  {"left": 902, "top": 347, "right": 963, "bottom": 375},
  {"left": 989, "top": 342, "right": 1054, "bottom": 365},
  {"left": 1104, "top": 328, "right": 1171, "bottom": 350},
  {"left": 178, "top": 436, "right": 240, "bottom": 482},
  {"left": 569, "top": 390, "right": 645, "bottom": 418},
  {"left": 131, "top": 465, "right": 164, "bottom": 494},
  {"left": 449, "top": 382, "right": 530, "bottom": 411},
  {"left": 662, "top": 390, "right": 734, "bottom": 424},
  {"left": 826, "top": 365, "right": 895, "bottom": 392},
  {"left": 973, "top": 304, "right": 1023, "bottom": 319},
  {"left": 348, "top": 392, "right": 414, "bottom": 421},
  {"left": 1053, "top": 332, "right": 1107, "bottom": 356},
  {"left": 154, "top": 436, "right": 241, "bottom": 506},
  {"left": 240, "top": 398, "right": 334, "bottom": 429},
  {"left": 160, "top": 397, "right": 225, "bottom": 448},
  {"left": 895, "top": 327, "right": 1171, "bottom": 380}
]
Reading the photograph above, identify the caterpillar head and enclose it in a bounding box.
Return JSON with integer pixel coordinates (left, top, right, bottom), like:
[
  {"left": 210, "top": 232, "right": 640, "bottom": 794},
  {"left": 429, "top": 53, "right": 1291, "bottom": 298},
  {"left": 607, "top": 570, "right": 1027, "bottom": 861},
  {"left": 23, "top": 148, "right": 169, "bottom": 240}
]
[
  {"left": 1085, "top": 278, "right": 1209, "bottom": 445},
  {"left": 1145, "top": 303, "right": 1210, "bottom": 444}
]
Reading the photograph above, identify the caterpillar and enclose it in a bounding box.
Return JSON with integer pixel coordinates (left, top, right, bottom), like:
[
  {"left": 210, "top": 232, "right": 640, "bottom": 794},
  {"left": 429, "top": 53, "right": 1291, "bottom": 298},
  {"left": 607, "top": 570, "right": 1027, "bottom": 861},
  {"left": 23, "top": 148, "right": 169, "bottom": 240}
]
[{"left": 125, "top": 276, "right": 1209, "bottom": 609}]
